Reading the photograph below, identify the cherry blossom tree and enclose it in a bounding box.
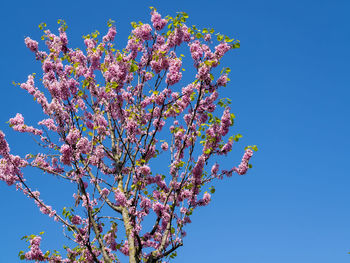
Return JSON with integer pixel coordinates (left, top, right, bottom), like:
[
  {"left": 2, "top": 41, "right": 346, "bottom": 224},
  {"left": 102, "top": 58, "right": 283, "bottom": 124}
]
[{"left": 1, "top": 7, "right": 256, "bottom": 263}]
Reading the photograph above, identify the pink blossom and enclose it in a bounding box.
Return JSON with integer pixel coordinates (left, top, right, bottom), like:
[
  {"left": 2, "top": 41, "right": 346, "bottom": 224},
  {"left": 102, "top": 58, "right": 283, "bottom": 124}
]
[
  {"left": 204, "top": 34, "right": 212, "bottom": 41},
  {"left": 161, "top": 142, "right": 169, "bottom": 151},
  {"left": 189, "top": 40, "right": 203, "bottom": 60},
  {"left": 166, "top": 58, "right": 182, "bottom": 86},
  {"left": 215, "top": 42, "right": 231, "bottom": 58},
  {"left": 114, "top": 189, "right": 127, "bottom": 206},
  {"left": 153, "top": 119, "right": 165, "bottom": 131},
  {"left": 104, "top": 230, "right": 118, "bottom": 251},
  {"left": 71, "top": 215, "right": 82, "bottom": 225},
  {"left": 211, "top": 163, "right": 219, "bottom": 175},
  {"left": 25, "top": 236, "right": 45, "bottom": 261},
  {"left": 152, "top": 201, "right": 165, "bottom": 216},
  {"left": 196, "top": 65, "right": 210, "bottom": 81},
  {"left": 140, "top": 197, "right": 152, "bottom": 211},
  {"left": 38, "top": 118, "right": 57, "bottom": 131},
  {"left": 66, "top": 129, "right": 80, "bottom": 145},
  {"left": 59, "top": 144, "right": 72, "bottom": 165},
  {"left": 24, "top": 37, "right": 38, "bottom": 52},
  {"left": 10, "top": 115, "right": 43, "bottom": 136},
  {"left": 84, "top": 38, "right": 96, "bottom": 50},
  {"left": 0, "top": 158, "right": 19, "bottom": 185},
  {"left": 76, "top": 137, "right": 90, "bottom": 154},
  {"left": 101, "top": 188, "right": 110, "bottom": 197},
  {"left": 139, "top": 165, "right": 151, "bottom": 176},
  {"left": 9, "top": 113, "right": 24, "bottom": 126},
  {"left": 198, "top": 192, "right": 211, "bottom": 206},
  {"left": 219, "top": 107, "right": 232, "bottom": 136},
  {"left": 103, "top": 26, "right": 117, "bottom": 42},
  {"left": 221, "top": 138, "right": 233, "bottom": 155},
  {"left": 234, "top": 149, "right": 254, "bottom": 175},
  {"left": 192, "top": 155, "right": 205, "bottom": 183},
  {"left": 0, "top": 131, "right": 10, "bottom": 157},
  {"left": 132, "top": 24, "right": 153, "bottom": 41},
  {"left": 151, "top": 11, "right": 167, "bottom": 31},
  {"left": 120, "top": 241, "right": 129, "bottom": 256},
  {"left": 217, "top": 74, "right": 228, "bottom": 86}
]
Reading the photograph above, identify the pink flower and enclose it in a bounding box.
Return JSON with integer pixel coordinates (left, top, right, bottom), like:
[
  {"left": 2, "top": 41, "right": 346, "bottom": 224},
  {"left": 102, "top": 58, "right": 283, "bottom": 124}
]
[
  {"left": 219, "top": 107, "right": 232, "bottom": 136},
  {"left": 217, "top": 74, "right": 228, "bottom": 87},
  {"left": 59, "top": 144, "right": 72, "bottom": 165},
  {"left": 101, "top": 188, "right": 110, "bottom": 197},
  {"left": 139, "top": 165, "right": 151, "bottom": 176},
  {"left": 103, "top": 26, "right": 117, "bottom": 42},
  {"left": 9, "top": 113, "right": 24, "bottom": 126},
  {"left": 120, "top": 241, "right": 129, "bottom": 256},
  {"left": 9, "top": 114, "right": 43, "bottom": 136},
  {"left": 114, "top": 189, "right": 127, "bottom": 206},
  {"left": 66, "top": 129, "right": 80, "bottom": 145},
  {"left": 196, "top": 65, "right": 210, "bottom": 81},
  {"left": 71, "top": 215, "right": 82, "bottom": 225},
  {"left": 198, "top": 192, "right": 211, "bottom": 206},
  {"left": 221, "top": 139, "right": 233, "bottom": 155},
  {"left": 234, "top": 149, "right": 254, "bottom": 175},
  {"left": 192, "top": 155, "right": 205, "bottom": 183},
  {"left": 151, "top": 11, "right": 167, "bottom": 31},
  {"left": 153, "top": 119, "right": 165, "bottom": 131},
  {"left": 132, "top": 24, "right": 153, "bottom": 41},
  {"left": 76, "top": 137, "right": 90, "bottom": 154},
  {"left": 140, "top": 197, "right": 151, "bottom": 211},
  {"left": 152, "top": 201, "right": 165, "bottom": 216},
  {"left": 211, "top": 163, "right": 219, "bottom": 175},
  {"left": 38, "top": 118, "right": 57, "bottom": 131},
  {"left": 24, "top": 37, "right": 38, "bottom": 52},
  {"left": 25, "top": 236, "right": 44, "bottom": 261},
  {"left": 161, "top": 142, "right": 169, "bottom": 151},
  {"left": 215, "top": 42, "right": 231, "bottom": 58},
  {"left": 0, "top": 131, "right": 10, "bottom": 157},
  {"left": 166, "top": 58, "right": 182, "bottom": 86},
  {"left": 204, "top": 34, "right": 211, "bottom": 41},
  {"left": 189, "top": 40, "right": 203, "bottom": 60}
]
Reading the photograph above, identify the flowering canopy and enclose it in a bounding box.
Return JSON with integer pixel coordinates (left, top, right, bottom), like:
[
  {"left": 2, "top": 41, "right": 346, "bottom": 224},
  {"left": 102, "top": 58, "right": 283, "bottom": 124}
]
[{"left": 1, "top": 8, "right": 256, "bottom": 263}]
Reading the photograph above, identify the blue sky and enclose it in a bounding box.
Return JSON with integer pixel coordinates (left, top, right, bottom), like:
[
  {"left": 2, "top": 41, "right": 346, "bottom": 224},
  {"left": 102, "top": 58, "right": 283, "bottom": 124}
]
[{"left": 0, "top": 0, "right": 349, "bottom": 262}]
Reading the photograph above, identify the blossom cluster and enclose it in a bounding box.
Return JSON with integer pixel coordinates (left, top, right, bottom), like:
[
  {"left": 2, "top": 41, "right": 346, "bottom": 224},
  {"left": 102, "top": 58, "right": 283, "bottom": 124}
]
[{"left": 0, "top": 8, "right": 255, "bottom": 263}]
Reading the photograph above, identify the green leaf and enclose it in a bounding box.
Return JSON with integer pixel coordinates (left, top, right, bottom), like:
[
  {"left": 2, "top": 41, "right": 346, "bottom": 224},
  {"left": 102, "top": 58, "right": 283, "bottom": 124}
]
[
  {"left": 196, "top": 32, "right": 203, "bottom": 39},
  {"left": 204, "top": 149, "right": 211, "bottom": 154},
  {"left": 225, "top": 36, "right": 234, "bottom": 43},
  {"left": 38, "top": 22, "right": 47, "bottom": 30},
  {"left": 234, "top": 134, "right": 243, "bottom": 142},
  {"left": 130, "top": 63, "right": 139, "bottom": 72},
  {"left": 217, "top": 34, "right": 224, "bottom": 41},
  {"left": 233, "top": 42, "right": 240, "bottom": 48},
  {"left": 107, "top": 19, "right": 115, "bottom": 28},
  {"left": 230, "top": 113, "right": 236, "bottom": 123}
]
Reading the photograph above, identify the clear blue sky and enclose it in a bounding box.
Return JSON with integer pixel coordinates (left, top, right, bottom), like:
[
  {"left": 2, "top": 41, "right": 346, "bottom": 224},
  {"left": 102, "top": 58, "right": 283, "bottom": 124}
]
[{"left": 0, "top": 0, "right": 349, "bottom": 262}]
